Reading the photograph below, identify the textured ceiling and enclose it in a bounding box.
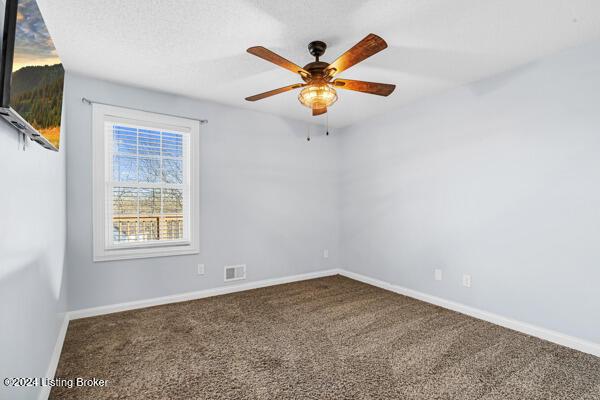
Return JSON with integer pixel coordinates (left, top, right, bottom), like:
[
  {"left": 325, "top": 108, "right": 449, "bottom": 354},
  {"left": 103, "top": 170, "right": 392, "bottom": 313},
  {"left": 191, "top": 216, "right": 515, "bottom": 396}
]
[{"left": 37, "top": 0, "right": 600, "bottom": 127}]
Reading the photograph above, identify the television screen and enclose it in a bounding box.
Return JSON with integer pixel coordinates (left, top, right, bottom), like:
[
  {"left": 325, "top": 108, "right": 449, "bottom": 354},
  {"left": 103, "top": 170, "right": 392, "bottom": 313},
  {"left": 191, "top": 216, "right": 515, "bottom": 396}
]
[{"left": 0, "top": 0, "right": 64, "bottom": 150}]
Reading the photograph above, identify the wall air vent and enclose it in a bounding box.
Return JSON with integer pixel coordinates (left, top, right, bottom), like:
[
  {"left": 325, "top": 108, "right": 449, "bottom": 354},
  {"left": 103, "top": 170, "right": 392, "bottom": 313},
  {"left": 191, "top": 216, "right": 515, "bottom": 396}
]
[{"left": 224, "top": 264, "right": 246, "bottom": 282}]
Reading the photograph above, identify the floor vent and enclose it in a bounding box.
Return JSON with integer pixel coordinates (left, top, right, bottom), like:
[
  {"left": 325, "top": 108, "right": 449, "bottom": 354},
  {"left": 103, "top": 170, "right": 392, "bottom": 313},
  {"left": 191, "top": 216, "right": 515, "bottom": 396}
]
[{"left": 224, "top": 264, "right": 246, "bottom": 282}]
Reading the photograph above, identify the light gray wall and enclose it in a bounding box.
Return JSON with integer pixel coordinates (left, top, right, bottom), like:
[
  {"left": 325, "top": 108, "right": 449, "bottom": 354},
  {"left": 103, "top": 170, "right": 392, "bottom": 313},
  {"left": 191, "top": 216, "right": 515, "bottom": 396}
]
[
  {"left": 64, "top": 39, "right": 600, "bottom": 343},
  {"left": 65, "top": 73, "right": 340, "bottom": 311},
  {"left": 0, "top": 108, "right": 67, "bottom": 398},
  {"left": 339, "top": 39, "right": 600, "bottom": 343}
]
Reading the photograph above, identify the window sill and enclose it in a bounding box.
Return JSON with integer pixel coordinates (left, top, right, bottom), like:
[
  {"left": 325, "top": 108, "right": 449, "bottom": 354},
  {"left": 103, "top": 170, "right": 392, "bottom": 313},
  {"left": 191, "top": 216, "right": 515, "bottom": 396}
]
[{"left": 93, "top": 243, "right": 199, "bottom": 262}]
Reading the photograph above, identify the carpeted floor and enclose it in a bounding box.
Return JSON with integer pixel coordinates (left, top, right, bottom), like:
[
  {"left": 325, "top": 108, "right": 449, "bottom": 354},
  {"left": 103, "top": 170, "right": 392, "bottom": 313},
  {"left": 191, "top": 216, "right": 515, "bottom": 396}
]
[{"left": 51, "top": 275, "right": 600, "bottom": 399}]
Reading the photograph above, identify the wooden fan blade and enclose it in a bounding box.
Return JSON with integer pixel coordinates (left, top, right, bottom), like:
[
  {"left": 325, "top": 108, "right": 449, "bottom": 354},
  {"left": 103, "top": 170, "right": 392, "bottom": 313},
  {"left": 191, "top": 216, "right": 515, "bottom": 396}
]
[
  {"left": 312, "top": 107, "right": 327, "bottom": 116},
  {"left": 325, "top": 34, "right": 387, "bottom": 77},
  {"left": 332, "top": 79, "right": 395, "bottom": 96},
  {"left": 245, "top": 83, "right": 305, "bottom": 101},
  {"left": 247, "top": 46, "right": 310, "bottom": 76}
]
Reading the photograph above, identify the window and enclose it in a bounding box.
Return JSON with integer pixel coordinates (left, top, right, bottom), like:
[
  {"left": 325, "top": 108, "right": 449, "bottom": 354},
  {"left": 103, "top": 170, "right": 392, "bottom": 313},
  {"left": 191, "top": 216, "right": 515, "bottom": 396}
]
[{"left": 92, "top": 104, "right": 200, "bottom": 261}]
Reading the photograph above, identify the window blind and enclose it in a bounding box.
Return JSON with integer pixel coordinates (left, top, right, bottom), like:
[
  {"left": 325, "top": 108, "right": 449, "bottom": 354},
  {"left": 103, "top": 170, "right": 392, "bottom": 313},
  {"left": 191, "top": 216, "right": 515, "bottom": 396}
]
[{"left": 106, "top": 122, "right": 190, "bottom": 246}]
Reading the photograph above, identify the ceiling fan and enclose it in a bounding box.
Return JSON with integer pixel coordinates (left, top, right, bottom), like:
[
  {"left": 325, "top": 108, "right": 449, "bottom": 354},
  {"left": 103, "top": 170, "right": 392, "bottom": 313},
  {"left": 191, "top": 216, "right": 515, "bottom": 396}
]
[{"left": 245, "top": 34, "right": 395, "bottom": 116}]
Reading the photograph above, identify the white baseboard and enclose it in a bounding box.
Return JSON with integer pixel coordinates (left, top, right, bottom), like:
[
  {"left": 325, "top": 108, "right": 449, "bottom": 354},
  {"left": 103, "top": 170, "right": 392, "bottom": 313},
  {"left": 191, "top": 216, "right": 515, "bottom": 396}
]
[
  {"left": 39, "top": 313, "right": 69, "bottom": 400},
  {"left": 69, "top": 269, "right": 341, "bottom": 320},
  {"left": 63, "top": 267, "right": 599, "bottom": 363},
  {"left": 339, "top": 269, "right": 600, "bottom": 358}
]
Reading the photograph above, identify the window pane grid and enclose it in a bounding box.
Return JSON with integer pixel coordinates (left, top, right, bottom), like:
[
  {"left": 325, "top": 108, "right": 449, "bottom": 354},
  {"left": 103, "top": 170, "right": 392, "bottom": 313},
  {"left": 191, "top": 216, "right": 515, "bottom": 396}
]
[{"left": 109, "top": 123, "right": 186, "bottom": 246}]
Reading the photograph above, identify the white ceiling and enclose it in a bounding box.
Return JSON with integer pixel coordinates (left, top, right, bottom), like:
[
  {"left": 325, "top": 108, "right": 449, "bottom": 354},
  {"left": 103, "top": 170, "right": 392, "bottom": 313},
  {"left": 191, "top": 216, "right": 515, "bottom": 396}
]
[{"left": 38, "top": 0, "right": 600, "bottom": 128}]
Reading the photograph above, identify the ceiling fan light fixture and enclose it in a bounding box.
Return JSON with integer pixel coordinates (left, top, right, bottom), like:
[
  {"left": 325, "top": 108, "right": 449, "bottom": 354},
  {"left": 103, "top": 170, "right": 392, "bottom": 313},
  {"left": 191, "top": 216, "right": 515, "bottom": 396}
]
[{"left": 298, "top": 84, "right": 338, "bottom": 110}]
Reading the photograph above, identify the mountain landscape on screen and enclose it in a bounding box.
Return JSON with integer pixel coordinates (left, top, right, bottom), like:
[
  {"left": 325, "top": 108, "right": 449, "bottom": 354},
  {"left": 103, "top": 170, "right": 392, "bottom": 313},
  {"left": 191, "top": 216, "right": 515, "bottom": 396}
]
[{"left": 10, "top": 0, "right": 64, "bottom": 149}]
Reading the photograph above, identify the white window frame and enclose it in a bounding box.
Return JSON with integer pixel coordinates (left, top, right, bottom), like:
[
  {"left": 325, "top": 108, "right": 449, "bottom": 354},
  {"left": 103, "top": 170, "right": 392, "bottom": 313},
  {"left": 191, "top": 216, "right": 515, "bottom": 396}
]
[{"left": 92, "top": 103, "right": 200, "bottom": 261}]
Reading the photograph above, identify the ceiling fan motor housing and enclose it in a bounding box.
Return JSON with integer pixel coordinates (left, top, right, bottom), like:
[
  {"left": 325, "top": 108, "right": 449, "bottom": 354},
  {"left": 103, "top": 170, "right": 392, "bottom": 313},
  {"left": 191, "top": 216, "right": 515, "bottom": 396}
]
[{"left": 301, "top": 61, "right": 330, "bottom": 82}]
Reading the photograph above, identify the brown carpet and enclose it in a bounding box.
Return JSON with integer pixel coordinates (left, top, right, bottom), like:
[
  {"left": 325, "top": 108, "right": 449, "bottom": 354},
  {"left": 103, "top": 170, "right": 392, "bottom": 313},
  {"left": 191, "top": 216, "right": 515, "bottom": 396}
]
[{"left": 51, "top": 275, "right": 600, "bottom": 399}]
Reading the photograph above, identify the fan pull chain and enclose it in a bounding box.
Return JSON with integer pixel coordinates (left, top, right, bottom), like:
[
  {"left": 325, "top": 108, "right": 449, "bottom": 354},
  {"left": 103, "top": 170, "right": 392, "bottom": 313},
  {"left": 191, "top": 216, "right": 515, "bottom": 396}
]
[
  {"left": 307, "top": 124, "right": 311, "bottom": 141},
  {"left": 326, "top": 111, "right": 329, "bottom": 136}
]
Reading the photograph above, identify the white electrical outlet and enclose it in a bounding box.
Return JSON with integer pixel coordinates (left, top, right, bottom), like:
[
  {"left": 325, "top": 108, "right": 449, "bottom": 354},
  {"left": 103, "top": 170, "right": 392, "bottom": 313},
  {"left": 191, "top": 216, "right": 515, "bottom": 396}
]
[
  {"left": 197, "top": 264, "right": 205, "bottom": 275},
  {"left": 434, "top": 269, "right": 442, "bottom": 281},
  {"left": 462, "top": 274, "right": 471, "bottom": 288},
  {"left": 323, "top": 249, "right": 329, "bottom": 259}
]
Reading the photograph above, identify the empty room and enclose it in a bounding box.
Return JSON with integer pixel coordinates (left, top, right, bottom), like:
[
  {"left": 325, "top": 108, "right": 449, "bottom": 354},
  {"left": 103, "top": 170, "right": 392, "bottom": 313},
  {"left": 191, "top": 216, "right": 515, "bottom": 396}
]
[{"left": 1, "top": 0, "right": 600, "bottom": 399}]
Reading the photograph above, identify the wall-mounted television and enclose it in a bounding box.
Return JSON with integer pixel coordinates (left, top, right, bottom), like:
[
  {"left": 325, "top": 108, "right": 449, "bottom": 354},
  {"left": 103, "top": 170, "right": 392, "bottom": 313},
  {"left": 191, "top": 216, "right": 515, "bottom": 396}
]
[{"left": 0, "top": 0, "right": 64, "bottom": 151}]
